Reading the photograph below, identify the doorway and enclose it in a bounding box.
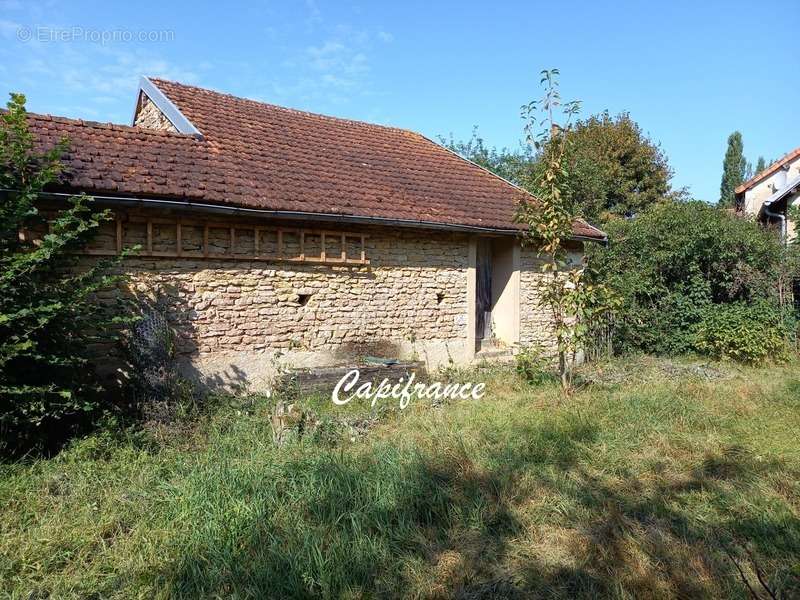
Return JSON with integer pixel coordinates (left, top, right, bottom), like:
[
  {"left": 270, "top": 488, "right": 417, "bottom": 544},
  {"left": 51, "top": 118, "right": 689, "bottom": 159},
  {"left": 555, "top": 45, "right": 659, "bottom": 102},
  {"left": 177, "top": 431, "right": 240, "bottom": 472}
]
[
  {"left": 474, "top": 237, "right": 517, "bottom": 349},
  {"left": 475, "top": 239, "right": 492, "bottom": 341}
]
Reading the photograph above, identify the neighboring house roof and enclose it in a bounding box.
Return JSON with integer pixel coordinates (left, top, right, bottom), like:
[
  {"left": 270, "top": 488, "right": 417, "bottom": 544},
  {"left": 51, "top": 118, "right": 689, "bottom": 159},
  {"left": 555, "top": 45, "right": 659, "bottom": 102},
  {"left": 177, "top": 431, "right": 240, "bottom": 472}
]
[
  {"left": 735, "top": 146, "right": 800, "bottom": 195},
  {"left": 762, "top": 173, "right": 800, "bottom": 210},
  {"left": 25, "top": 77, "right": 605, "bottom": 240}
]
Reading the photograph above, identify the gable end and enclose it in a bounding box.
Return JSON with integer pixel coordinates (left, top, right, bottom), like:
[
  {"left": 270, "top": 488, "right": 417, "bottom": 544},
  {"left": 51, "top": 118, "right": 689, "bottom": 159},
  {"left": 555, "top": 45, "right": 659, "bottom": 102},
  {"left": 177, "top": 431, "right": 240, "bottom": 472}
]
[
  {"left": 133, "top": 92, "right": 179, "bottom": 132},
  {"left": 131, "top": 76, "right": 203, "bottom": 139}
]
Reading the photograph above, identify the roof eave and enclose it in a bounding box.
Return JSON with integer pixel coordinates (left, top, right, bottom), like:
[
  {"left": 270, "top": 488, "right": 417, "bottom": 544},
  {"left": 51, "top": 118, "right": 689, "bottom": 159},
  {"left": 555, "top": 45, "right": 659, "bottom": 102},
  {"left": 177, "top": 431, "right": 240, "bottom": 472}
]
[
  {"left": 762, "top": 175, "right": 800, "bottom": 210},
  {"left": 33, "top": 191, "right": 608, "bottom": 243}
]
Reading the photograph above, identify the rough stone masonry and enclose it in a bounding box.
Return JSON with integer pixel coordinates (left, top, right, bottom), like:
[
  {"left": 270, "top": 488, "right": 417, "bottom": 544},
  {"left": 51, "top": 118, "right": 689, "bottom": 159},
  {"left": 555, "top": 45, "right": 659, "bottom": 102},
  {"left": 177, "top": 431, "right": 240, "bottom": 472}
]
[{"left": 79, "top": 208, "right": 566, "bottom": 393}]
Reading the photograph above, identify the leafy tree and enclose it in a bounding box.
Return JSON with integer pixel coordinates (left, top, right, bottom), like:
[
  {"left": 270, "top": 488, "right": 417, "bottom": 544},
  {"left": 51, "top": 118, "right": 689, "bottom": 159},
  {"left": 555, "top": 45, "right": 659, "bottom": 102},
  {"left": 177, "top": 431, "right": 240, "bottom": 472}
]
[
  {"left": 559, "top": 112, "right": 680, "bottom": 222},
  {"left": 589, "top": 201, "right": 792, "bottom": 357},
  {"left": 0, "top": 93, "right": 122, "bottom": 455},
  {"left": 445, "top": 113, "right": 681, "bottom": 224},
  {"left": 719, "top": 131, "right": 746, "bottom": 207},
  {"left": 516, "top": 70, "right": 616, "bottom": 391},
  {"left": 438, "top": 127, "right": 533, "bottom": 186},
  {"left": 754, "top": 156, "right": 767, "bottom": 175}
]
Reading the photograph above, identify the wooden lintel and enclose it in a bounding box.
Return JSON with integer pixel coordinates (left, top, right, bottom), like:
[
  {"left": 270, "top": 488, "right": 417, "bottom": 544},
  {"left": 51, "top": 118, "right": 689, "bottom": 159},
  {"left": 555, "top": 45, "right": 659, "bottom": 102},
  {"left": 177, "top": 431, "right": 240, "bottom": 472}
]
[{"left": 299, "top": 230, "right": 305, "bottom": 261}]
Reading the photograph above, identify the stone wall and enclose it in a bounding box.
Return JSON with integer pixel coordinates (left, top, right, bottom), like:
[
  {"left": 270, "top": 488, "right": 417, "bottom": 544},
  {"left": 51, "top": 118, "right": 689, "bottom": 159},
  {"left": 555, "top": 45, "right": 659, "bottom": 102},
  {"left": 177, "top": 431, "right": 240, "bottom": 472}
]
[
  {"left": 126, "top": 232, "right": 468, "bottom": 356},
  {"left": 76, "top": 208, "right": 579, "bottom": 391},
  {"left": 519, "top": 248, "right": 557, "bottom": 353},
  {"left": 88, "top": 212, "right": 472, "bottom": 390},
  {"left": 518, "top": 245, "right": 585, "bottom": 358},
  {"left": 133, "top": 93, "right": 178, "bottom": 132}
]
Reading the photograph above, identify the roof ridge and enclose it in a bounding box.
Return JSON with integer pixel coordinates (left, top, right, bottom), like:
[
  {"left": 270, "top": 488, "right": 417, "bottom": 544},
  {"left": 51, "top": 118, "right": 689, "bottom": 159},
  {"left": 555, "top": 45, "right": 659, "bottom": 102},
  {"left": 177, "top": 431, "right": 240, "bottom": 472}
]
[
  {"left": 414, "top": 130, "right": 531, "bottom": 192},
  {"left": 149, "top": 76, "right": 419, "bottom": 135}
]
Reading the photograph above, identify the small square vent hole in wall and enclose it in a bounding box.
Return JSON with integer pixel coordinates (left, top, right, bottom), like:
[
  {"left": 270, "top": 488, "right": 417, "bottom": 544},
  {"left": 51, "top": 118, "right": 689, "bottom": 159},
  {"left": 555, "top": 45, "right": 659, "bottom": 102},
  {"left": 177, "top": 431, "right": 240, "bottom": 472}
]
[
  {"left": 436, "top": 292, "right": 445, "bottom": 305},
  {"left": 297, "top": 293, "right": 313, "bottom": 307}
]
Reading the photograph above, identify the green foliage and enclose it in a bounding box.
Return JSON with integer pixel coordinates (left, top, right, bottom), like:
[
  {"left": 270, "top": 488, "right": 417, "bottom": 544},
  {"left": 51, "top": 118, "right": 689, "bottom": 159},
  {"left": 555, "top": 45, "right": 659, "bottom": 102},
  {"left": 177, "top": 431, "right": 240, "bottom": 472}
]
[
  {"left": 516, "top": 70, "right": 617, "bottom": 391},
  {"left": 514, "top": 345, "right": 555, "bottom": 385},
  {"left": 695, "top": 302, "right": 792, "bottom": 363},
  {"left": 443, "top": 114, "right": 680, "bottom": 225},
  {"left": 591, "top": 201, "right": 791, "bottom": 358},
  {"left": 516, "top": 71, "right": 579, "bottom": 256},
  {"left": 719, "top": 131, "right": 746, "bottom": 207},
  {"left": 560, "top": 111, "right": 681, "bottom": 222},
  {"left": 0, "top": 92, "right": 122, "bottom": 455},
  {"left": 438, "top": 126, "right": 533, "bottom": 186}
]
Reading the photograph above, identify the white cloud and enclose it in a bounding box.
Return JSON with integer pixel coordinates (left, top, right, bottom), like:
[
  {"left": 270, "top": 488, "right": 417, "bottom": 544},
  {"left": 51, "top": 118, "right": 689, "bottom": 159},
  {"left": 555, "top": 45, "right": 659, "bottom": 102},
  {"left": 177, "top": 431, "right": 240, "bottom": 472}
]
[
  {"left": 239, "top": 22, "right": 395, "bottom": 111},
  {"left": 305, "top": 39, "right": 369, "bottom": 84},
  {"left": 0, "top": 33, "right": 202, "bottom": 121},
  {"left": 307, "top": 41, "right": 347, "bottom": 69},
  {"left": 0, "top": 1, "right": 391, "bottom": 121}
]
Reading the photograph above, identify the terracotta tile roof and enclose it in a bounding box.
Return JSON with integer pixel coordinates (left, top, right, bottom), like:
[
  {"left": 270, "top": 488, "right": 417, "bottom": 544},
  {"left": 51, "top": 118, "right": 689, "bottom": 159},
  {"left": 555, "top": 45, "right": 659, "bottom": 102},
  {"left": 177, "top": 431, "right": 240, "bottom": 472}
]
[
  {"left": 28, "top": 114, "right": 212, "bottom": 197},
  {"left": 735, "top": 146, "right": 800, "bottom": 195},
  {"left": 26, "top": 78, "right": 606, "bottom": 240}
]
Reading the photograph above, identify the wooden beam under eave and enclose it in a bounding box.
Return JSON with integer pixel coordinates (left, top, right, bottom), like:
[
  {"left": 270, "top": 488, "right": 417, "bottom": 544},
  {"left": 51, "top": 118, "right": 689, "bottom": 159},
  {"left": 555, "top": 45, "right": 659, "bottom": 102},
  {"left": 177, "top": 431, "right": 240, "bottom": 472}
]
[{"left": 115, "top": 218, "right": 123, "bottom": 254}]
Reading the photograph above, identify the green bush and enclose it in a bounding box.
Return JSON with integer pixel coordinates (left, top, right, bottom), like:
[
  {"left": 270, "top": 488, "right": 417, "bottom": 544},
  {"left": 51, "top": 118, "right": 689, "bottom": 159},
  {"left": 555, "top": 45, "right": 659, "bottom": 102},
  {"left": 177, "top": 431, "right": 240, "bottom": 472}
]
[
  {"left": 590, "top": 201, "right": 791, "bottom": 358},
  {"left": 694, "top": 302, "right": 793, "bottom": 363},
  {"left": 515, "top": 345, "right": 555, "bottom": 385},
  {"left": 0, "top": 93, "right": 123, "bottom": 455}
]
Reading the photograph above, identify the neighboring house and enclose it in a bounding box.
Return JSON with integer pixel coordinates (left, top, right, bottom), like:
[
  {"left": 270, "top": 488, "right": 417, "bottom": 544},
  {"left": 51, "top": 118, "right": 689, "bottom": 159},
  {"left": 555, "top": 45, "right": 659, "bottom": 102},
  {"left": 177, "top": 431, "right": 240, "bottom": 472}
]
[
  {"left": 736, "top": 147, "right": 800, "bottom": 241},
  {"left": 25, "top": 76, "right": 606, "bottom": 389}
]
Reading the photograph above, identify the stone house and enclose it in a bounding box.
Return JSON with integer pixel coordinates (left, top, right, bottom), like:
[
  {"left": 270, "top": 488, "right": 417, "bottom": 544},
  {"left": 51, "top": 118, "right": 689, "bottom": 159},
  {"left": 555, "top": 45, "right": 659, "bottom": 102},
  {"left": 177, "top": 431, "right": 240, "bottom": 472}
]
[
  {"left": 27, "top": 76, "right": 606, "bottom": 389},
  {"left": 736, "top": 147, "right": 800, "bottom": 242}
]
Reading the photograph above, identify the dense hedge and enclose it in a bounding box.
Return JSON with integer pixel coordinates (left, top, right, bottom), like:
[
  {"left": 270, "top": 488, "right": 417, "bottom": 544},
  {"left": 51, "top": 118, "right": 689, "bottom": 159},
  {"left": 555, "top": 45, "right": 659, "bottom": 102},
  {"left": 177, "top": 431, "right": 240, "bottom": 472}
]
[
  {"left": 1, "top": 94, "right": 123, "bottom": 456},
  {"left": 695, "top": 301, "right": 792, "bottom": 363},
  {"left": 590, "top": 201, "right": 795, "bottom": 360}
]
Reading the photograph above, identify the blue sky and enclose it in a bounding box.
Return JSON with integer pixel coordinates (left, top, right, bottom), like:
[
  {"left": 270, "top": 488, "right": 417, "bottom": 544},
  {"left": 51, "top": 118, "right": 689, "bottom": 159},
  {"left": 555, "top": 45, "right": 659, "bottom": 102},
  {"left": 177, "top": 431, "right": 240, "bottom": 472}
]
[{"left": 0, "top": 0, "right": 797, "bottom": 203}]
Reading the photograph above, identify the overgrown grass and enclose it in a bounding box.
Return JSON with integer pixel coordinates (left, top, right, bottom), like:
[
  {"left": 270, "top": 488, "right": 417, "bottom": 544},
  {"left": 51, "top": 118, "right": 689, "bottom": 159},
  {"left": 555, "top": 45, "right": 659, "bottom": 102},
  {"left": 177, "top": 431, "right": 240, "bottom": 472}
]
[{"left": 2, "top": 357, "right": 800, "bottom": 598}]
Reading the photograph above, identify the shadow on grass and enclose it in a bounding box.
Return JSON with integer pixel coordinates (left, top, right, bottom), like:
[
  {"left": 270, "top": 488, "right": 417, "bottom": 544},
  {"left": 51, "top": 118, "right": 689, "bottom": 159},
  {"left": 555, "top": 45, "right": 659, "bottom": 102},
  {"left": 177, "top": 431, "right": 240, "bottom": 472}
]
[
  {"left": 161, "top": 416, "right": 800, "bottom": 599},
  {"left": 515, "top": 443, "right": 800, "bottom": 599}
]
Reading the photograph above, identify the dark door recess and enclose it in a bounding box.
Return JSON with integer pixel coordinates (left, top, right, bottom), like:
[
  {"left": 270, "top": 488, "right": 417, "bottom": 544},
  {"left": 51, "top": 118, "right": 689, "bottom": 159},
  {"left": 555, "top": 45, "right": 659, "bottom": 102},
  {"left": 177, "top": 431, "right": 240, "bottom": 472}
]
[{"left": 476, "top": 239, "right": 492, "bottom": 340}]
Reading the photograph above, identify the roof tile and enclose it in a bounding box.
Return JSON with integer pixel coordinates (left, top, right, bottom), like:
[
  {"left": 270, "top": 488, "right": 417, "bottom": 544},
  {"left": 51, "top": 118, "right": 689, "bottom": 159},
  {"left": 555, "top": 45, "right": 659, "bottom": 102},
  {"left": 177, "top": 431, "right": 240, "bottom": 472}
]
[{"left": 25, "top": 78, "right": 606, "bottom": 240}]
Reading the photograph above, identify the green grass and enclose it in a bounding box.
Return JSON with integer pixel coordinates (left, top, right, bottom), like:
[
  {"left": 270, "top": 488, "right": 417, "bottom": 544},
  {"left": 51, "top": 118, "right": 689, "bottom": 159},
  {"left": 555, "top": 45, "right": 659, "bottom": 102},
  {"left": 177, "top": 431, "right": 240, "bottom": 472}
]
[{"left": 2, "top": 356, "right": 800, "bottom": 598}]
